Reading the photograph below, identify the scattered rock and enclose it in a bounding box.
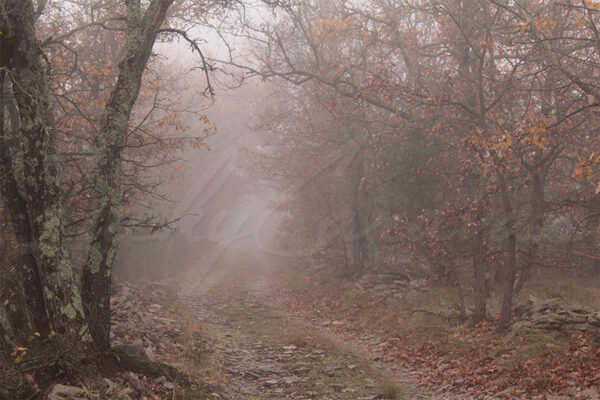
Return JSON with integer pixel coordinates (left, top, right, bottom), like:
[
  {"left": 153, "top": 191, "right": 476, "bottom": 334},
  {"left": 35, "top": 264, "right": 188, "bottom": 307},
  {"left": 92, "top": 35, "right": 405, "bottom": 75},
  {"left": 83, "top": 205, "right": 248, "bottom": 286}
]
[
  {"left": 125, "top": 372, "right": 143, "bottom": 392},
  {"left": 117, "top": 387, "right": 134, "bottom": 397},
  {"left": 283, "top": 375, "right": 302, "bottom": 384},
  {"left": 144, "top": 346, "right": 156, "bottom": 361},
  {"left": 330, "top": 383, "right": 344, "bottom": 392},
  {"left": 152, "top": 376, "right": 167, "bottom": 385},
  {"left": 47, "top": 384, "right": 87, "bottom": 400},
  {"left": 508, "top": 295, "right": 600, "bottom": 338},
  {"left": 494, "top": 386, "right": 515, "bottom": 398},
  {"left": 581, "top": 388, "right": 600, "bottom": 399},
  {"left": 112, "top": 344, "right": 149, "bottom": 360}
]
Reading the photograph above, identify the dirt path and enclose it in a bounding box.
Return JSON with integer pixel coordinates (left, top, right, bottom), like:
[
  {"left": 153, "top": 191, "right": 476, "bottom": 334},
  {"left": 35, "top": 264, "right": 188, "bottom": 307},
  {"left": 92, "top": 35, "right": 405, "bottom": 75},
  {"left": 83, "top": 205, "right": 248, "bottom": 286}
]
[
  {"left": 180, "top": 290, "right": 429, "bottom": 399},
  {"left": 174, "top": 251, "right": 447, "bottom": 400}
]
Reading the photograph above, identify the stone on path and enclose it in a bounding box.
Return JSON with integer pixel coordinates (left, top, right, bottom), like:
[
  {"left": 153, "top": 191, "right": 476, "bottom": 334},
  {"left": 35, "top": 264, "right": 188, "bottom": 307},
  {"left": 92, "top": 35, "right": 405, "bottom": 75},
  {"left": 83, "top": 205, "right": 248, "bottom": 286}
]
[{"left": 47, "top": 384, "right": 87, "bottom": 400}]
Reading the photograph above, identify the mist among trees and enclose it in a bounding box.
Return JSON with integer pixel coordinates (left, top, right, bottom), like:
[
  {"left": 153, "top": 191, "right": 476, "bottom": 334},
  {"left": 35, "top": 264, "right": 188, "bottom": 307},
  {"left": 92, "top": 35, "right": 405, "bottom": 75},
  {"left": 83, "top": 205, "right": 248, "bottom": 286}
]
[{"left": 2, "top": 0, "right": 600, "bottom": 399}]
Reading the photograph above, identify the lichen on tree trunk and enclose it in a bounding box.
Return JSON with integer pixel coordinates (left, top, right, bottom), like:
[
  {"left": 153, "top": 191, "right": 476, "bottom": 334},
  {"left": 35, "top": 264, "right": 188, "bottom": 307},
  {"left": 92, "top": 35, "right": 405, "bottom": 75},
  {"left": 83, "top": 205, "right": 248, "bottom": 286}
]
[
  {"left": 0, "top": 0, "right": 87, "bottom": 342},
  {"left": 82, "top": 0, "right": 175, "bottom": 350}
]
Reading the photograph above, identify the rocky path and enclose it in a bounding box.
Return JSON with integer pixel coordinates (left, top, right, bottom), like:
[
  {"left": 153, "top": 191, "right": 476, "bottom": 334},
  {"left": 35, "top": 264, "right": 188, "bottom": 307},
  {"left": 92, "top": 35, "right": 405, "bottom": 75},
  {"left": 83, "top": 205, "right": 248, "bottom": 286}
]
[
  {"left": 170, "top": 256, "right": 447, "bottom": 400},
  {"left": 107, "top": 247, "right": 600, "bottom": 400},
  {"left": 180, "top": 290, "right": 409, "bottom": 399}
]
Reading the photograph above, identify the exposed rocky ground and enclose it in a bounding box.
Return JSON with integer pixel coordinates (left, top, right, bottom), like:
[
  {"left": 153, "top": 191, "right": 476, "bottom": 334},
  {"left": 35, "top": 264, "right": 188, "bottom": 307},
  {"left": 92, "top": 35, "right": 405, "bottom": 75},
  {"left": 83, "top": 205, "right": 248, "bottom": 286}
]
[
  {"left": 264, "top": 267, "right": 600, "bottom": 399},
  {"left": 39, "top": 261, "right": 600, "bottom": 400},
  {"left": 508, "top": 295, "right": 600, "bottom": 339},
  {"left": 40, "top": 282, "right": 210, "bottom": 400},
  {"left": 180, "top": 290, "right": 409, "bottom": 400}
]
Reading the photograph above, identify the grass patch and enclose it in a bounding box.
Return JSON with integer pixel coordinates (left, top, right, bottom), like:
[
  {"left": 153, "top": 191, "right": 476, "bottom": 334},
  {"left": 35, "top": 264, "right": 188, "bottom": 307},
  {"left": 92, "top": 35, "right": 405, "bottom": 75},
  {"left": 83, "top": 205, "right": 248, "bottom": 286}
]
[
  {"left": 282, "top": 332, "right": 308, "bottom": 347},
  {"left": 519, "top": 330, "right": 566, "bottom": 360},
  {"left": 380, "top": 377, "right": 404, "bottom": 399}
]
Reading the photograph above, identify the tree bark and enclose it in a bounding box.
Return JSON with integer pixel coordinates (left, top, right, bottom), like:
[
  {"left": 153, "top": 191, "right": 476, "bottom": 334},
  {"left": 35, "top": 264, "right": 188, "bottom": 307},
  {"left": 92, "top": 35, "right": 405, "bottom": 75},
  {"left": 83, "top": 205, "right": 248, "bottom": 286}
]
[
  {"left": 497, "top": 171, "right": 517, "bottom": 330},
  {"left": 82, "top": 0, "right": 174, "bottom": 350},
  {"left": 349, "top": 151, "right": 367, "bottom": 273},
  {"left": 0, "top": 0, "right": 86, "bottom": 341},
  {"left": 472, "top": 219, "right": 487, "bottom": 325}
]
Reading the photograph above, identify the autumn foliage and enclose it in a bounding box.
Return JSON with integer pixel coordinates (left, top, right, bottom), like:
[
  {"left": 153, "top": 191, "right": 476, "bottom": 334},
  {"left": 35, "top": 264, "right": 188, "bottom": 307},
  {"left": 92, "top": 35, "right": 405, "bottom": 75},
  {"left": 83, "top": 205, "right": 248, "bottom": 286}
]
[{"left": 231, "top": 0, "right": 600, "bottom": 331}]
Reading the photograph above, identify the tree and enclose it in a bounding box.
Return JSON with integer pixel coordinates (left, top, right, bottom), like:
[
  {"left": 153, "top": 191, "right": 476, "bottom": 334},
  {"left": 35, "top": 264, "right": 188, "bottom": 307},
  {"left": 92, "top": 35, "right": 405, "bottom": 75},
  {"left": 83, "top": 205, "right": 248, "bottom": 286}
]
[
  {"left": 0, "top": 0, "right": 217, "bottom": 353},
  {"left": 230, "top": 0, "right": 600, "bottom": 330}
]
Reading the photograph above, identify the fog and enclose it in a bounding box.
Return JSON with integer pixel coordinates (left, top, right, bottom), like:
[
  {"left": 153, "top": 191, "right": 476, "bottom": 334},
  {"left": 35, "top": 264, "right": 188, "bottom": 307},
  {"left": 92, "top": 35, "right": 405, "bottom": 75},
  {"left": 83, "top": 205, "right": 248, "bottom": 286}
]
[{"left": 3, "top": 1, "right": 600, "bottom": 399}]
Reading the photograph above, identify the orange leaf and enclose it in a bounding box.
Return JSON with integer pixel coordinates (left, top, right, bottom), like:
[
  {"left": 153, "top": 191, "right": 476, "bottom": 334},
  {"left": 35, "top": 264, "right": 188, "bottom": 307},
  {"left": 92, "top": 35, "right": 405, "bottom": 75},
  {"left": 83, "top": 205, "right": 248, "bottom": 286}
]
[{"left": 573, "top": 165, "right": 586, "bottom": 178}]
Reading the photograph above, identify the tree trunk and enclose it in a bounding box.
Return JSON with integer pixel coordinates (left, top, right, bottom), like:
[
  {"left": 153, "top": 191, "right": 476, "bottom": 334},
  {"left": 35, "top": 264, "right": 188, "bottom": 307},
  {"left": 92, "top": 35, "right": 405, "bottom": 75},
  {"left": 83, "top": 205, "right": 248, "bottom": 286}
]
[
  {"left": 0, "top": 0, "right": 86, "bottom": 342},
  {"left": 516, "top": 170, "right": 544, "bottom": 292},
  {"left": 472, "top": 225, "right": 487, "bottom": 325},
  {"left": 82, "top": 0, "right": 174, "bottom": 350},
  {"left": 497, "top": 171, "right": 517, "bottom": 330},
  {"left": 349, "top": 153, "right": 366, "bottom": 273}
]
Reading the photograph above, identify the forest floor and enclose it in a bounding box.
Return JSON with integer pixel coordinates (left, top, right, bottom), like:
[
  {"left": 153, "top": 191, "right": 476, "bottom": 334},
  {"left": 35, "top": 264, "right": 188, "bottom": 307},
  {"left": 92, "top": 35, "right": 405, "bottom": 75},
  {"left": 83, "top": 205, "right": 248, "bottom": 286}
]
[
  {"left": 102, "top": 254, "right": 600, "bottom": 400},
  {"left": 174, "top": 263, "right": 431, "bottom": 400}
]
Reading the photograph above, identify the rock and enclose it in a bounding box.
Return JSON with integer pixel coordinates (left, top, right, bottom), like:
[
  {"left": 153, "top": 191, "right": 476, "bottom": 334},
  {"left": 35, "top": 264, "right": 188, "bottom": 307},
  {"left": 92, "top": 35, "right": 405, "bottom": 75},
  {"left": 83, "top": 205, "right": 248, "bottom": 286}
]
[
  {"left": 47, "top": 384, "right": 87, "bottom": 400},
  {"left": 264, "top": 379, "right": 278, "bottom": 387},
  {"left": 126, "top": 372, "right": 143, "bottom": 392},
  {"left": 331, "top": 320, "right": 344, "bottom": 326},
  {"left": 118, "top": 388, "right": 134, "bottom": 397},
  {"left": 283, "top": 375, "right": 301, "bottom": 384},
  {"left": 330, "top": 384, "right": 344, "bottom": 392},
  {"left": 320, "top": 321, "right": 331, "bottom": 327},
  {"left": 113, "top": 344, "right": 149, "bottom": 360},
  {"left": 373, "top": 283, "right": 392, "bottom": 292},
  {"left": 163, "top": 381, "right": 175, "bottom": 390},
  {"left": 494, "top": 386, "right": 515, "bottom": 398},
  {"left": 581, "top": 388, "right": 600, "bottom": 399},
  {"left": 102, "top": 378, "right": 116, "bottom": 389},
  {"left": 152, "top": 376, "right": 167, "bottom": 385},
  {"left": 244, "top": 370, "right": 262, "bottom": 379},
  {"left": 144, "top": 346, "right": 155, "bottom": 361},
  {"left": 257, "top": 364, "right": 285, "bottom": 375},
  {"left": 508, "top": 296, "right": 600, "bottom": 337},
  {"left": 504, "top": 320, "right": 532, "bottom": 342}
]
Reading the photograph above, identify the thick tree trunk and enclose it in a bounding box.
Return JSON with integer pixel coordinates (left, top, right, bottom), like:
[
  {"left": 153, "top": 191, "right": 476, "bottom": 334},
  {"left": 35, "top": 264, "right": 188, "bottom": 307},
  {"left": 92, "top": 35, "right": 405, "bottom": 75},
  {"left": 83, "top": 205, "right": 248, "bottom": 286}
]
[
  {"left": 82, "top": 0, "right": 174, "bottom": 350},
  {"left": 0, "top": 72, "right": 42, "bottom": 342},
  {"left": 0, "top": 0, "right": 86, "bottom": 342}
]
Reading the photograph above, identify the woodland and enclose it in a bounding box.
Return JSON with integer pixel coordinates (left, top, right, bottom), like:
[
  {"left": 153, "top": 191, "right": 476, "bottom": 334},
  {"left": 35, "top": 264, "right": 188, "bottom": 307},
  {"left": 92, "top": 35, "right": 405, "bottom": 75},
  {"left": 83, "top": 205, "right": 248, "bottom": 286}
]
[{"left": 2, "top": 0, "right": 600, "bottom": 399}]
